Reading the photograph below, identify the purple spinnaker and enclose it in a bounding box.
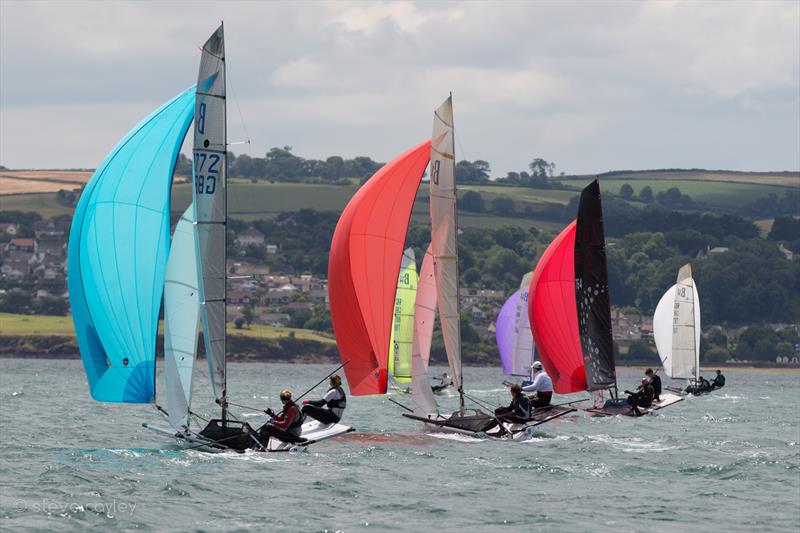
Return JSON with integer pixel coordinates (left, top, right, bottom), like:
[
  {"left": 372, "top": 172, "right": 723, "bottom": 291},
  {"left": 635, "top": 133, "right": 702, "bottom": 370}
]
[{"left": 496, "top": 289, "right": 521, "bottom": 375}]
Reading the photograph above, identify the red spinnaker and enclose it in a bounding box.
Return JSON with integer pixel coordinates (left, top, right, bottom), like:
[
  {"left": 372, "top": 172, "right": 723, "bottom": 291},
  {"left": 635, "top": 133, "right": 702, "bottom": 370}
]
[
  {"left": 328, "top": 141, "right": 431, "bottom": 395},
  {"left": 528, "top": 220, "right": 587, "bottom": 394}
]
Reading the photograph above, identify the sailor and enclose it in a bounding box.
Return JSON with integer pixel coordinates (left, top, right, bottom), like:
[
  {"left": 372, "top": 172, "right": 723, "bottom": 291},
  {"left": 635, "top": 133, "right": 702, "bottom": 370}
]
[
  {"left": 645, "top": 368, "right": 661, "bottom": 402},
  {"left": 625, "top": 378, "right": 654, "bottom": 416},
  {"left": 258, "top": 389, "right": 304, "bottom": 443},
  {"left": 494, "top": 383, "right": 531, "bottom": 423},
  {"left": 710, "top": 369, "right": 726, "bottom": 389},
  {"left": 433, "top": 372, "right": 451, "bottom": 387},
  {"left": 698, "top": 375, "right": 711, "bottom": 391},
  {"left": 521, "top": 361, "right": 553, "bottom": 408},
  {"left": 302, "top": 374, "right": 347, "bottom": 424}
]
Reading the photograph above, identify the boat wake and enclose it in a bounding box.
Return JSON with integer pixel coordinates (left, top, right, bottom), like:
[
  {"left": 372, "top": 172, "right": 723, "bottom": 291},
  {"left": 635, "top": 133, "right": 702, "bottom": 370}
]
[{"left": 584, "top": 434, "right": 680, "bottom": 453}]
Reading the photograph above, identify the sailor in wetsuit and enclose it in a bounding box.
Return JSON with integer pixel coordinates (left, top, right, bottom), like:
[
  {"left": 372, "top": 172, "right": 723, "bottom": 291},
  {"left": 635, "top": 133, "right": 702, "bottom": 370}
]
[
  {"left": 302, "top": 374, "right": 347, "bottom": 425},
  {"left": 521, "top": 361, "right": 553, "bottom": 408},
  {"left": 494, "top": 384, "right": 531, "bottom": 423},
  {"left": 645, "top": 368, "right": 661, "bottom": 402},
  {"left": 258, "top": 389, "right": 304, "bottom": 443},
  {"left": 710, "top": 369, "right": 726, "bottom": 389},
  {"left": 626, "top": 378, "right": 654, "bottom": 416}
]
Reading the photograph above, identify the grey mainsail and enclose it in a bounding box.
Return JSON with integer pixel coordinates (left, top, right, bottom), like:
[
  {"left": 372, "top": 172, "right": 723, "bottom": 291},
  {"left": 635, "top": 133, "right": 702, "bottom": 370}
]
[{"left": 192, "top": 24, "right": 228, "bottom": 409}]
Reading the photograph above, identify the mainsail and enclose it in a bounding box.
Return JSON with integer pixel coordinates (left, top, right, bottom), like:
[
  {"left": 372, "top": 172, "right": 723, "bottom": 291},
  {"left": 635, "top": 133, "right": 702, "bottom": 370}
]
[
  {"left": 328, "top": 141, "right": 431, "bottom": 395},
  {"left": 429, "top": 95, "right": 463, "bottom": 396},
  {"left": 163, "top": 205, "right": 201, "bottom": 429},
  {"left": 574, "top": 180, "right": 615, "bottom": 391},
  {"left": 654, "top": 264, "right": 701, "bottom": 380},
  {"left": 192, "top": 24, "right": 228, "bottom": 407},
  {"left": 497, "top": 273, "right": 536, "bottom": 377},
  {"left": 68, "top": 87, "right": 194, "bottom": 403},
  {"left": 388, "top": 248, "right": 418, "bottom": 384}
]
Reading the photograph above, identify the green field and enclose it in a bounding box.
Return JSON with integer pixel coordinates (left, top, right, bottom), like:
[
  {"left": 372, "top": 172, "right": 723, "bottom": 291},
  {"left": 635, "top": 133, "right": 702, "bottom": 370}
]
[
  {"left": 463, "top": 185, "right": 576, "bottom": 205},
  {"left": 0, "top": 193, "right": 75, "bottom": 218},
  {"left": 0, "top": 312, "right": 335, "bottom": 343},
  {"left": 559, "top": 177, "right": 797, "bottom": 210}
]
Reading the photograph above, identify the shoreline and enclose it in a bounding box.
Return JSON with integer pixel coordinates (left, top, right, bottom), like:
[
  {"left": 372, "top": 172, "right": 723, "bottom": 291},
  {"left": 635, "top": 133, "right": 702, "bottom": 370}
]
[{"left": 0, "top": 352, "right": 797, "bottom": 372}]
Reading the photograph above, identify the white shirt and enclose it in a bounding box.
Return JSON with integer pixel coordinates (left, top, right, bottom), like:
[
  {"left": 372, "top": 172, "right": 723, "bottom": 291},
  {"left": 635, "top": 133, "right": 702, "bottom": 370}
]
[
  {"left": 522, "top": 371, "right": 553, "bottom": 393},
  {"left": 323, "top": 387, "right": 345, "bottom": 418}
]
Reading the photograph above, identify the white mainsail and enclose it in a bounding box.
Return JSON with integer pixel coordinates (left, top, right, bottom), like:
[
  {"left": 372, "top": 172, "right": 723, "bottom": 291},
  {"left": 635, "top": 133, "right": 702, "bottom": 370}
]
[
  {"left": 411, "top": 246, "right": 438, "bottom": 415},
  {"left": 429, "top": 95, "right": 462, "bottom": 398},
  {"left": 193, "top": 24, "right": 228, "bottom": 407},
  {"left": 654, "top": 263, "right": 701, "bottom": 380},
  {"left": 511, "top": 272, "right": 535, "bottom": 377},
  {"left": 163, "top": 205, "right": 200, "bottom": 430}
]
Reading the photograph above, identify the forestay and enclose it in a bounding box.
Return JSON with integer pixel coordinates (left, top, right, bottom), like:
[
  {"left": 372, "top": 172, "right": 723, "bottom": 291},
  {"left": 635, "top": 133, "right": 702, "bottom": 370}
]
[
  {"left": 193, "top": 24, "right": 227, "bottom": 405},
  {"left": 68, "top": 87, "right": 194, "bottom": 403},
  {"left": 654, "top": 264, "right": 700, "bottom": 380},
  {"left": 164, "top": 205, "right": 201, "bottom": 429}
]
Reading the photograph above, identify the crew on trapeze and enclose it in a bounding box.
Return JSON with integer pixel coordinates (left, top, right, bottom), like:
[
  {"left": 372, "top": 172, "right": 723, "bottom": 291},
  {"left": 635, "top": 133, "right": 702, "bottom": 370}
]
[
  {"left": 522, "top": 361, "right": 553, "bottom": 408},
  {"left": 302, "top": 374, "right": 347, "bottom": 424},
  {"left": 645, "top": 368, "right": 661, "bottom": 402},
  {"left": 493, "top": 383, "right": 531, "bottom": 423},
  {"left": 625, "top": 378, "right": 654, "bottom": 416},
  {"left": 258, "top": 388, "right": 305, "bottom": 443}
]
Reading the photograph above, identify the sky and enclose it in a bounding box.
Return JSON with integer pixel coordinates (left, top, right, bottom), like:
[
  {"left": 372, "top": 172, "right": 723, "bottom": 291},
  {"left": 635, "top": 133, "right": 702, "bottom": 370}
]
[{"left": 1, "top": 0, "right": 798, "bottom": 176}]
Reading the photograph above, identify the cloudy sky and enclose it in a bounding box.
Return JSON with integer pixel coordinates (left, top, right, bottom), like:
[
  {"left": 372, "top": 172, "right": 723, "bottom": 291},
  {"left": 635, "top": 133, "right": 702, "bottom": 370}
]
[{"left": 1, "top": 1, "right": 798, "bottom": 176}]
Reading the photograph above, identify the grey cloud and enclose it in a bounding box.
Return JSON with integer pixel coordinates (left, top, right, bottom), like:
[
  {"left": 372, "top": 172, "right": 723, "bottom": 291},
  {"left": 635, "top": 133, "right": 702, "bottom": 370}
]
[{"left": 1, "top": 0, "right": 797, "bottom": 174}]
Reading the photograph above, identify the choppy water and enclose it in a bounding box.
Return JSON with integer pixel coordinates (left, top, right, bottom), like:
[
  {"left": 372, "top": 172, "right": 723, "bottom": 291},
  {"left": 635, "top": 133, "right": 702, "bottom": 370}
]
[{"left": 1, "top": 359, "right": 798, "bottom": 532}]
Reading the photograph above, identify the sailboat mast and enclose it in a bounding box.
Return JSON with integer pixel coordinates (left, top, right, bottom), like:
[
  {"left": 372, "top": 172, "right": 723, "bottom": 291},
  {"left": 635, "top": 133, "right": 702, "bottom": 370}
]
[
  {"left": 193, "top": 23, "right": 228, "bottom": 422},
  {"left": 450, "top": 93, "right": 465, "bottom": 411}
]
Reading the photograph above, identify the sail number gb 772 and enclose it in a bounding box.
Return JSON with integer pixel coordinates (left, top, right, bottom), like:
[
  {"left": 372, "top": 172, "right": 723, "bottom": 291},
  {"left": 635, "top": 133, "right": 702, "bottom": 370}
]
[{"left": 194, "top": 152, "right": 220, "bottom": 194}]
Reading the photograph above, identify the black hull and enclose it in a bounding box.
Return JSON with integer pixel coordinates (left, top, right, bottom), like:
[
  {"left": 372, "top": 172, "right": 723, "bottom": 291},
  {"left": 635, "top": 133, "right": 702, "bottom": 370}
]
[{"left": 198, "top": 419, "right": 263, "bottom": 452}]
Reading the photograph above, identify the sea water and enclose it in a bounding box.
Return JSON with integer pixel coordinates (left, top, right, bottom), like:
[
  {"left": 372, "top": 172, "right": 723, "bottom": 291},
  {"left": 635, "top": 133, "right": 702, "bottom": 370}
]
[{"left": 1, "top": 359, "right": 798, "bottom": 532}]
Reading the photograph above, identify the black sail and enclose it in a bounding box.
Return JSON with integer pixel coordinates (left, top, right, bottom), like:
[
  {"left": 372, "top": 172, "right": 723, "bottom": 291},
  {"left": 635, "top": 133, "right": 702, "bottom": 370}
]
[{"left": 574, "top": 180, "right": 616, "bottom": 390}]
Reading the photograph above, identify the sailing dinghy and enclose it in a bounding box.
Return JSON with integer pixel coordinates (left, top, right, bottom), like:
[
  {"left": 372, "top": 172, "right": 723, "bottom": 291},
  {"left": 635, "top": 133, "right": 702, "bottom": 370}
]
[
  {"left": 328, "top": 95, "right": 572, "bottom": 438},
  {"left": 528, "top": 180, "right": 683, "bottom": 417},
  {"left": 69, "top": 24, "right": 353, "bottom": 452},
  {"left": 654, "top": 264, "right": 707, "bottom": 396}
]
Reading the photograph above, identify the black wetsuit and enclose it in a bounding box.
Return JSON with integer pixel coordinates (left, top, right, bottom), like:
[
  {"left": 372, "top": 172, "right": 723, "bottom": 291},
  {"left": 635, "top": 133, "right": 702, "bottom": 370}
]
[
  {"left": 494, "top": 394, "right": 532, "bottom": 423},
  {"left": 649, "top": 375, "right": 662, "bottom": 401},
  {"left": 627, "top": 384, "right": 654, "bottom": 409},
  {"left": 711, "top": 374, "right": 725, "bottom": 389}
]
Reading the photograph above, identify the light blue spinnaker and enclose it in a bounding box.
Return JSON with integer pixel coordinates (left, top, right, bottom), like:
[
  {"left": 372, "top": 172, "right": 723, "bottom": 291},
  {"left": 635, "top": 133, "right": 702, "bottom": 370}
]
[
  {"left": 68, "top": 87, "right": 195, "bottom": 403},
  {"left": 164, "top": 204, "right": 200, "bottom": 428}
]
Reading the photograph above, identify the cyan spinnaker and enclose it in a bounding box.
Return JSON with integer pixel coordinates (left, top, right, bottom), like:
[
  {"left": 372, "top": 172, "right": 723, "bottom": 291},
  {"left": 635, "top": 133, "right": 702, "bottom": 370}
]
[{"left": 68, "top": 86, "right": 195, "bottom": 403}]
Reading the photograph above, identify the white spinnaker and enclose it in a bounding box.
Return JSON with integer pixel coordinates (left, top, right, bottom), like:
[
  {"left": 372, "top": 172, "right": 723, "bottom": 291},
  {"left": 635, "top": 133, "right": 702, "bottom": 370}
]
[
  {"left": 511, "top": 272, "right": 535, "bottom": 377},
  {"left": 411, "top": 246, "right": 438, "bottom": 415},
  {"left": 429, "top": 95, "right": 462, "bottom": 392},
  {"left": 164, "top": 205, "right": 200, "bottom": 430},
  {"left": 193, "top": 24, "right": 227, "bottom": 404},
  {"left": 654, "top": 264, "right": 700, "bottom": 380}
]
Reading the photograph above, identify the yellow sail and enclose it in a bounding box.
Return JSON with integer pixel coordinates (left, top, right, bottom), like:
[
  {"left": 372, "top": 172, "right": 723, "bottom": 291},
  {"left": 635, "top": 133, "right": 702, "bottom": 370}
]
[{"left": 388, "top": 248, "right": 418, "bottom": 383}]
